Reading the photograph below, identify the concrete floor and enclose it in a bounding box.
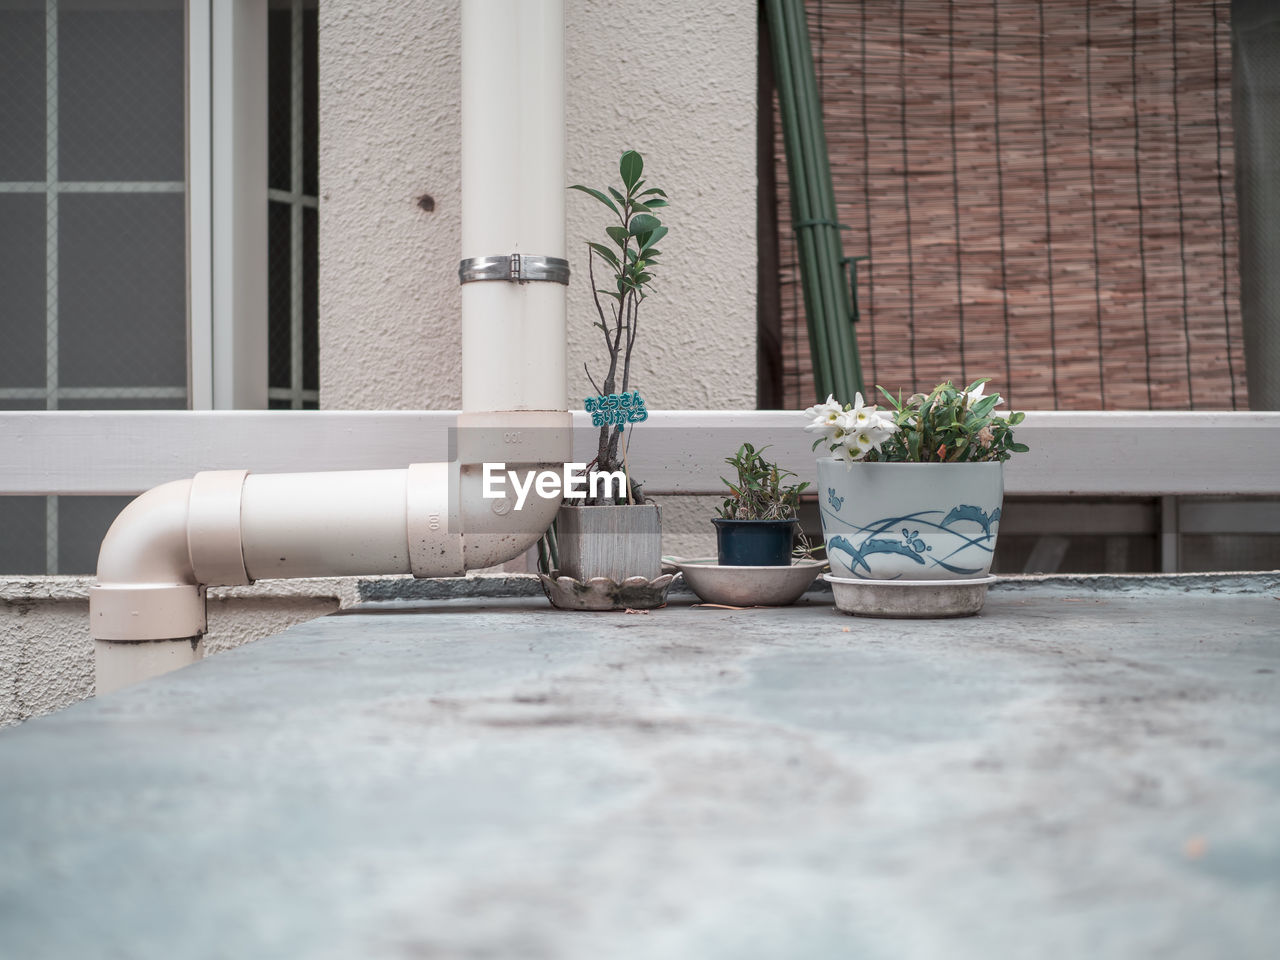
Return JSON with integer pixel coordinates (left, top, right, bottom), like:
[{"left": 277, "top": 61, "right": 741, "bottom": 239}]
[{"left": 1, "top": 576, "right": 1277, "bottom": 959}]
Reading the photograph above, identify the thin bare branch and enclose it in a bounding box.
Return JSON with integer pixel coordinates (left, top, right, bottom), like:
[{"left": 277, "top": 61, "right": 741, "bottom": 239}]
[
  {"left": 586, "top": 251, "right": 613, "bottom": 355},
  {"left": 621, "top": 298, "right": 639, "bottom": 395}
]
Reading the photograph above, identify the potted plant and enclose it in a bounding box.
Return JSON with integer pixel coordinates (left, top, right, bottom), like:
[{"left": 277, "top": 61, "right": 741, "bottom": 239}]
[
  {"left": 545, "top": 150, "right": 670, "bottom": 605},
  {"left": 805, "top": 379, "right": 1027, "bottom": 614},
  {"left": 666, "top": 443, "right": 823, "bottom": 607},
  {"left": 713, "top": 443, "right": 808, "bottom": 566}
]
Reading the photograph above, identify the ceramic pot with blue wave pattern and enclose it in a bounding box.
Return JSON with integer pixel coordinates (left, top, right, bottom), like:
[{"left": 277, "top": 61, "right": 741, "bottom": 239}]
[{"left": 817, "top": 460, "right": 1003, "bottom": 581}]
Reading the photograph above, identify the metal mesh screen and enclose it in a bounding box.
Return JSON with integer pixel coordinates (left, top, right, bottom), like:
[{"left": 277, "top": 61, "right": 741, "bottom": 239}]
[
  {"left": 0, "top": 0, "right": 186, "bottom": 574},
  {"left": 775, "top": 0, "right": 1247, "bottom": 410},
  {"left": 267, "top": 0, "right": 320, "bottom": 411}
]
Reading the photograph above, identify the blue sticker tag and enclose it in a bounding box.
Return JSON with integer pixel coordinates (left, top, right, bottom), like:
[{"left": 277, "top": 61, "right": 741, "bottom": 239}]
[{"left": 585, "top": 390, "right": 647, "bottom": 431}]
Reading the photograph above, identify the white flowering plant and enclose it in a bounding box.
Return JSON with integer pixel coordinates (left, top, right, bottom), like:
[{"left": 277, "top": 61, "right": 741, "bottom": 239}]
[{"left": 804, "top": 378, "right": 1028, "bottom": 463}]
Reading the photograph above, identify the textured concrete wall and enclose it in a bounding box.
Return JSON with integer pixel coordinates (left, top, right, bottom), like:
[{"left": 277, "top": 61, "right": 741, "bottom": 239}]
[
  {"left": 0, "top": 578, "right": 347, "bottom": 726},
  {"left": 319, "top": 0, "right": 757, "bottom": 411},
  {"left": 564, "top": 0, "right": 757, "bottom": 411},
  {"left": 318, "top": 2, "right": 462, "bottom": 409}
]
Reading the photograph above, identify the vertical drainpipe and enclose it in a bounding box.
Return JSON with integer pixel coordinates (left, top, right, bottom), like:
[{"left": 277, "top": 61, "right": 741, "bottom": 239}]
[{"left": 456, "top": 0, "right": 572, "bottom": 567}]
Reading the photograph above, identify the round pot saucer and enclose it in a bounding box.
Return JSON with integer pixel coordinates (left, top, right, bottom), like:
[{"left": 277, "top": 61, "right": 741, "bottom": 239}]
[
  {"left": 824, "top": 574, "right": 997, "bottom": 618},
  {"left": 671, "top": 557, "right": 825, "bottom": 607}
]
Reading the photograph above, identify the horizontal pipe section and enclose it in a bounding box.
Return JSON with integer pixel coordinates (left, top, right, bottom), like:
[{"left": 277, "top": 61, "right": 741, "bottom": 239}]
[{"left": 240, "top": 469, "right": 412, "bottom": 580}]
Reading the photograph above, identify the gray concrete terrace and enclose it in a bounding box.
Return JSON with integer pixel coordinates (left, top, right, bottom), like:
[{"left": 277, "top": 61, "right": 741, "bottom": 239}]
[{"left": 1, "top": 574, "right": 1278, "bottom": 959}]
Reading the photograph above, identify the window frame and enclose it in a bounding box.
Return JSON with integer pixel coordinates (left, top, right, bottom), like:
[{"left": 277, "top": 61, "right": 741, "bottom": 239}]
[{"left": 189, "top": 0, "right": 269, "bottom": 411}]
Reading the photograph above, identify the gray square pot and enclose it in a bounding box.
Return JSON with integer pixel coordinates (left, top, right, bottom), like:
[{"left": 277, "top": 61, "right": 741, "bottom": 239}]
[{"left": 555, "top": 503, "right": 662, "bottom": 582}]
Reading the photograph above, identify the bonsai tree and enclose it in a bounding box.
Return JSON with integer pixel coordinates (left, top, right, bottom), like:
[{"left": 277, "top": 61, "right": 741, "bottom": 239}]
[{"left": 570, "top": 150, "right": 668, "bottom": 504}]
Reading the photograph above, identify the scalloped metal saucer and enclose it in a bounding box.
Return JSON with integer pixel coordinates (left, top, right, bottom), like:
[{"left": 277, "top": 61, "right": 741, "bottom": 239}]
[{"left": 538, "top": 571, "right": 678, "bottom": 611}]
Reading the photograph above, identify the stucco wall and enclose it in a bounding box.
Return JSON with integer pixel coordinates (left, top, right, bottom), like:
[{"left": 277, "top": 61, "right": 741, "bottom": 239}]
[
  {"left": 318, "top": 0, "right": 757, "bottom": 412},
  {"left": 318, "top": 1, "right": 756, "bottom": 559},
  {"left": 0, "top": 578, "right": 348, "bottom": 726}
]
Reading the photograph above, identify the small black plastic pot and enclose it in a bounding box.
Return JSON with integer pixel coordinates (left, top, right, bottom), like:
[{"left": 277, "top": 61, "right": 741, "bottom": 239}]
[{"left": 711, "top": 518, "right": 798, "bottom": 567}]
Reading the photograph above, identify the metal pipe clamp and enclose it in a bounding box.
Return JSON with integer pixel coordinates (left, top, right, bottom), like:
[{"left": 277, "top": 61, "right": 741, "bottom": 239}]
[{"left": 458, "top": 254, "right": 570, "bottom": 285}]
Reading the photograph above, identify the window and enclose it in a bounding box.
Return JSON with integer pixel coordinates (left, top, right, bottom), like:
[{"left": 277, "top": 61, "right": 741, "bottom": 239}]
[
  {"left": 267, "top": 0, "right": 320, "bottom": 410},
  {"left": 0, "top": 0, "right": 187, "bottom": 574},
  {"left": 0, "top": 0, "right": 320, "bottom": 574},
  {"left": 0, "top": 0, "right": 188, "bottom": 412}
]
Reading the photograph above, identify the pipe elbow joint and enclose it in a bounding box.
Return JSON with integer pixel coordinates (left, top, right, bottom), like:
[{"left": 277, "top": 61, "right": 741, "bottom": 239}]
[
  {"left": 405, "top": 459, "right": 562, "bottom": 575},
  {"left": 91, "top": 470, "right": 251, "bottom": 642},
  {"left": 409, "top": 411, "right": 571, "bottom": 575},
  {"left": 460, "top": 462, "right": 563, "bottom": 569},
  {"left": 90, "top": 479, "right": 205, "bottom": 642}
]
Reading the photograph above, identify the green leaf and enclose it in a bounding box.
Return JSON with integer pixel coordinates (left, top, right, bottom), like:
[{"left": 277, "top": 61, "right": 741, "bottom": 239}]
[
  {"left": 876, "top": 385, "right": 902, "bottom": 410},
  {"left": 1008, "top": 411, "right": 1026, "bottom": 425},
  {"left": 607, "top": 186, "right": 626, "bottom": 206},
  {"left": 971, "top": 395, "right": 1000, "bottom": 419},
  {"left": 1009, "top": 442, "right": 1030, "bottom": 453},
  {"left": 640, "top": 225, "right": 667, "bottom": 250},
  {"left": 628, "top": 213, "right": 662, "bottom": 237},
  {"left": 569, "top": 184, "right": 619, "bottom": 217},
  {"left": 586, "top": 242, "right": 619, "bottom": 267},
  {"left": 643, "top": 198, "right": 669, "bottom": 208},
  {"left": 639, "top": 187, "right": 667, "bottom": 198},
  {"left": 620, "top": 151, "right": 643, "bottom": 191},
  {"left": 605, "top": 225, "right": 629, "bottom": 248}
]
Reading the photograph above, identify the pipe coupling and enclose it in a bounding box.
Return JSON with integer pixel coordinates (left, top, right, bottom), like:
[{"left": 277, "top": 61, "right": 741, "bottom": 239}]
[
  {"left": 90, "top": 584, "right": 205, "bottom": 642},
  {"left": 407, "top": 461, "right": 466, "bottom": 577},
  {"left": 187, "top": 469, "right": 251, "bottom": 586}
]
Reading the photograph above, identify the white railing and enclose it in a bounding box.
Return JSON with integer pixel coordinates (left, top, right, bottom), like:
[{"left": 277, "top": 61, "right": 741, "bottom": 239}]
[
  {"left": 3, "top": 410, "right": 1276, "bottom": 575},
  {"left": 1, "top": 410, "right": 1277, "bottom": 497}
]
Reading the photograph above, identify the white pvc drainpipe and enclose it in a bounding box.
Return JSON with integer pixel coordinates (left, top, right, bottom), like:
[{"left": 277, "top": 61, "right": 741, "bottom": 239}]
[{"left": 90, "top": 0, "right": 570, "bottom": 694}]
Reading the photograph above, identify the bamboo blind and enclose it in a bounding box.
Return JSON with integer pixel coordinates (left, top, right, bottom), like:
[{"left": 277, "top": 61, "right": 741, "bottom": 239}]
[{"left": 776, "top": 0, "right": 1247, "bottom": 410}]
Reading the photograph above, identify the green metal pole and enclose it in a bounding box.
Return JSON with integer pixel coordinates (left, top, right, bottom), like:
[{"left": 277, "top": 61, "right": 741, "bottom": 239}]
[
  {"left": 787, "top": 0, "right": 858, "bottom": 403},
  {"left": 766, "top": 0, "right": 835, "bottom": 400},
  {"left": 764, "top": 0, "right": 864, "bottom": 405}
]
